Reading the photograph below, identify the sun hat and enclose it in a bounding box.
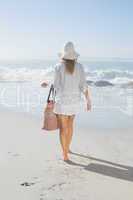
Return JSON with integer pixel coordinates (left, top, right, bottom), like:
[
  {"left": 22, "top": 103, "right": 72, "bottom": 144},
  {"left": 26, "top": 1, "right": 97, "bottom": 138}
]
[{"left": 58, "top": 41, "right": 80, "bottom": 60}]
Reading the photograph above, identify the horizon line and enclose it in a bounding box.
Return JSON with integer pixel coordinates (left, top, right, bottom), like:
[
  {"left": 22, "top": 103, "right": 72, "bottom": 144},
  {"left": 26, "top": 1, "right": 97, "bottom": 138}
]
[{"left": 0, "top": 57, "right": 133, "bottom": 62}]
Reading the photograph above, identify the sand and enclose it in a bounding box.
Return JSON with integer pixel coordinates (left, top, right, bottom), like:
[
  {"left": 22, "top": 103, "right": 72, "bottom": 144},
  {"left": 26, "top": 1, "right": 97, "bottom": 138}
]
[{"left": 0, "top": 107, "right": 133, "bottom": 200}]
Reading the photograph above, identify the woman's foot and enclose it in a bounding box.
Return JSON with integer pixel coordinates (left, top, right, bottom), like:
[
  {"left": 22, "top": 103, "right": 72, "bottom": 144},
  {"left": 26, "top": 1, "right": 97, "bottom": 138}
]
[
  {"left": 68, "top": 149, "right": 72, "bottom": 154},
  {"left": 63, "top": 152, "right": 69, "bottom": 161}
]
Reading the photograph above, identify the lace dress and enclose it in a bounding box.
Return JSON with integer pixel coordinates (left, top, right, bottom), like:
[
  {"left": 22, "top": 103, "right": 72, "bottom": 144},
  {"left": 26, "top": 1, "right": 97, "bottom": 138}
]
[{"left": 52, "top": 61, "right": 88, "bottom": 116}]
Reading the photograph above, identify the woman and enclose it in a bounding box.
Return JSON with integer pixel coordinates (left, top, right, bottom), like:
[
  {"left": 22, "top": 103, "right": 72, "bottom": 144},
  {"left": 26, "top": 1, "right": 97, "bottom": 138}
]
[{"left": 52, "top": 42, "right": 91, "bottom": 161}]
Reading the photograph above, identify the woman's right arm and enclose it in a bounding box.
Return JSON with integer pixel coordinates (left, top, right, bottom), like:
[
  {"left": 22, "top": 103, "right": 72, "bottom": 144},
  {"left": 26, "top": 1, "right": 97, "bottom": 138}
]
[{"left": 79, "top": 64, "right": 91, "bottom": 111}]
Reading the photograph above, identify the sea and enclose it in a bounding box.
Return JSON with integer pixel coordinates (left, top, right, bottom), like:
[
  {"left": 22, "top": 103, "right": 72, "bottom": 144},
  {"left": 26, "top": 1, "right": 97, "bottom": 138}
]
[{"left": 0, "top": 59, "right": 133, "bottom": 128}]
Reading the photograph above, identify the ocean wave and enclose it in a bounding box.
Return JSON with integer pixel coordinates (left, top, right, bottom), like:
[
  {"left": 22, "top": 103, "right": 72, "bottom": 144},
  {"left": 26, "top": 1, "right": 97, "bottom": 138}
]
[
  {"left": 87, "top": 69, "right": 133, "bottom": 84},
  {"left": 0, "top": 66, "right": 133, "bottom": 86},
  {"left": 0, "top": 67, "right": 54, "bottom": 82},
  {"left": 87, "top": 69, "right": 133, "bottom": 79}
]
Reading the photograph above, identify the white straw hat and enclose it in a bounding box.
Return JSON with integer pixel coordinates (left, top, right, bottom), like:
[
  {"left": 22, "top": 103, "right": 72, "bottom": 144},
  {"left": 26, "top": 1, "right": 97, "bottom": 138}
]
[{"left": 58, "top": 41, "right": 80, "bottom": 60}]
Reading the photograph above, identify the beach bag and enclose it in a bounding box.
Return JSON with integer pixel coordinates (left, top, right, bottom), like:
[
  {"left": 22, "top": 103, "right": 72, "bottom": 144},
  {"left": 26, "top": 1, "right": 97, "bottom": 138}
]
[{"left": 43, "top": 84, "right": 59, "bottom": 131}]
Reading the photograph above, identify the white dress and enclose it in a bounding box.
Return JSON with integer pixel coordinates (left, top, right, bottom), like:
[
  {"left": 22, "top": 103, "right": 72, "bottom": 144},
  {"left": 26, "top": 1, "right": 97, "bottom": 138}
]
[{"left": 52, "top": 61, "right": 88, "bottom": 116}]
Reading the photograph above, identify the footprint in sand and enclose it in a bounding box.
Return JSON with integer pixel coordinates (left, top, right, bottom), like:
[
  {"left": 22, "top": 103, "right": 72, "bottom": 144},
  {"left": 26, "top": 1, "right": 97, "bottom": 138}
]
[
  {"left": 21, "top": 176, "right": 42, "bottom": 187},
  {"left": 40, "top": 182, "right": 67, "bottom": 199},
  {"left": 20, "top": 182, "right": 36, "bottom": 187}
]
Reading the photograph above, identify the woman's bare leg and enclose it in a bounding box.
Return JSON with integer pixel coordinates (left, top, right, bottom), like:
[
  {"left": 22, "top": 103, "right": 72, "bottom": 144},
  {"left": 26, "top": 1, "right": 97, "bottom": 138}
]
[
  {"left": 57, "top": 114, "right": 69, "bottom": 160},
  {"left": 67, "top": 115, "right": 75, "bottom": 153}
]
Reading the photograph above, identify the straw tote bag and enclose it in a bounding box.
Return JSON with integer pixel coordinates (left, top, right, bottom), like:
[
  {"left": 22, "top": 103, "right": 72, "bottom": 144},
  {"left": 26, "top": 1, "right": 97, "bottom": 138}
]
[{"left": 43, "top": 84, "right": 59, "bottom": 131}]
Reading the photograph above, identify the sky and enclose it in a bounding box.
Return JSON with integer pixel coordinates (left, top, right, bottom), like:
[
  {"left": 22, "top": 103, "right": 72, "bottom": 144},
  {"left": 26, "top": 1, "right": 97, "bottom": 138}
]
[{"left": 0, "top": 0, "right": 133, "bottom": 60}]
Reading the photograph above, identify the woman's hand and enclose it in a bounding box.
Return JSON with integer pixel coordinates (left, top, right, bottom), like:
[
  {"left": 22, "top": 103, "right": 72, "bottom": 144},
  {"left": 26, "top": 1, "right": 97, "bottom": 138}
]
[{"left": 41, "top": 82, "right": 48, "bottom": 88}]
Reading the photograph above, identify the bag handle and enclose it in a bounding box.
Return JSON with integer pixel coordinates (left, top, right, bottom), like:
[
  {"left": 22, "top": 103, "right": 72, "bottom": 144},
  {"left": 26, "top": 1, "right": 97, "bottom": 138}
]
[{"left": 47, "top": 84, "right": 56, "bottom": 103}]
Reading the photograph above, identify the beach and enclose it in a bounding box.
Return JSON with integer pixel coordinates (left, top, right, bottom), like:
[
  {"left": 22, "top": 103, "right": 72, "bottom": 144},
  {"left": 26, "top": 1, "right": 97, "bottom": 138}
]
[
  {"left": 1, "top": 0, "right": 133, "bottom": 198},
  {"left": 0, "top": 107, "right": 133, "bottom": 200},
  {"left": 0, "top": 60, "right": 133, "bottom": 199}
]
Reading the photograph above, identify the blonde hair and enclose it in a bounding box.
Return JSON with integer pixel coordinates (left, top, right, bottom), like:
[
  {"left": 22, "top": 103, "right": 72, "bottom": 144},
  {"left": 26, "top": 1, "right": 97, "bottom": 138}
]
[{"left": 63, "top": 58, "right": 75, "bottom": 74}]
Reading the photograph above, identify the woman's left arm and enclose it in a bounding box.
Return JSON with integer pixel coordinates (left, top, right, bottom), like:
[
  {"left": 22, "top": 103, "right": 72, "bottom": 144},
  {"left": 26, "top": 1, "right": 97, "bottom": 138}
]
[
  {"left": 41, "top": 82, "right": 49, "bottom": 87},
  {"left": 41, "top": 64, "right": 61, "bottom": 89},
  {"left": 53, "top": 64, "right": 61, "bottom": 92}
]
